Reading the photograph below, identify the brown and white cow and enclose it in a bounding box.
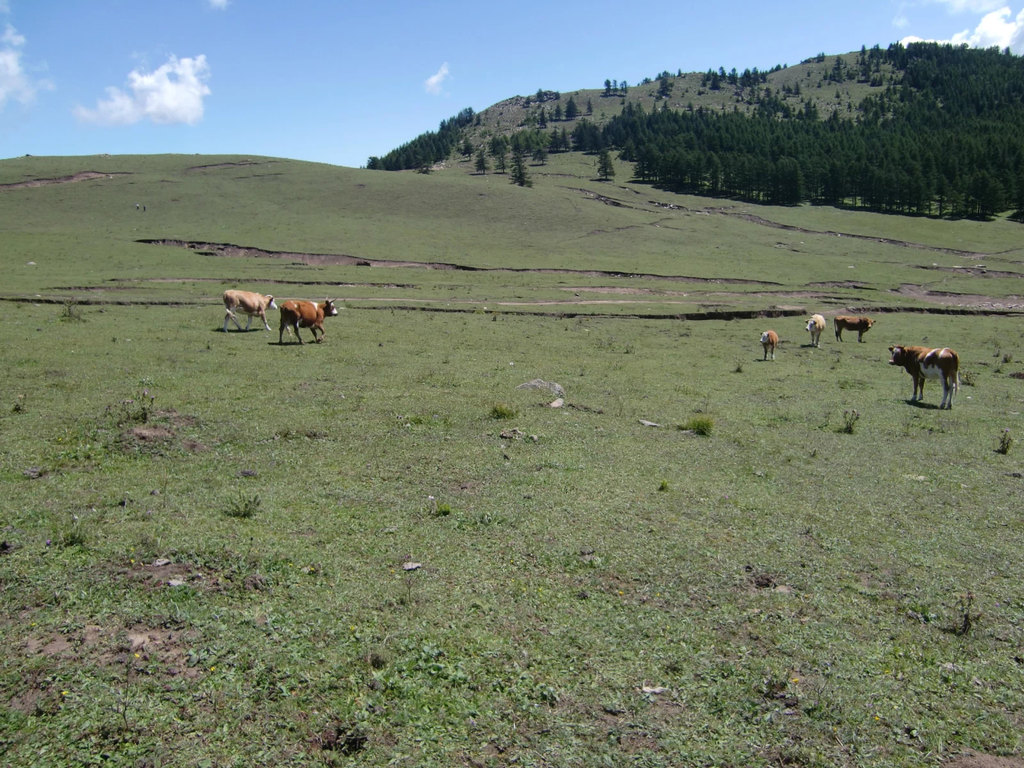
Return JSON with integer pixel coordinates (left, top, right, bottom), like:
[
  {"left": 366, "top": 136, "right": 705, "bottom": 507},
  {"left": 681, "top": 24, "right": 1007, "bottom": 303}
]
[
  {"left": 806, "top": 314, "right": 826, "bottom": 347},
  {"left": 834, "top": 315, "right": 874, "bottom": 342},
  {"left": 223, "top": 289, "right": 277, "bottom": 332},
  {"left": 888, "top": 345, "right": 960, "bottom": 409},
  {"left": 760, "top": 329, "right": 779, "bottom": 360},
  {"left": 278, "top": 299, "right": 339, "bottom": 344}
]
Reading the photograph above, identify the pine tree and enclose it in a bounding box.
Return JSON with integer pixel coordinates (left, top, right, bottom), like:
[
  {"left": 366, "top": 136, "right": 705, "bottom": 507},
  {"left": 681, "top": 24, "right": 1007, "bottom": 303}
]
[
  {"left": 475, "top": 148, "right": 489, "bottom": 175},
  {"left": 597, "top": 149, "right": 615, "bottom": 181},
  {"left": 510, "top": 149, "right": 532, "bottom": 187}
]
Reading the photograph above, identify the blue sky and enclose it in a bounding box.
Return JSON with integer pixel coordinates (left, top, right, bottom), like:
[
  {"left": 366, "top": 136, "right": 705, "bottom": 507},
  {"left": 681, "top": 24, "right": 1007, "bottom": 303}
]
[{"left": 2, "top": 0, "right": 1023, "bottom": 168}]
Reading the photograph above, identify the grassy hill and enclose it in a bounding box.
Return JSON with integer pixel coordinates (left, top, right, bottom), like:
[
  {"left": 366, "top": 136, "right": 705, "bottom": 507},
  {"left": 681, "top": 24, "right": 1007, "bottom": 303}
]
[
  {"left": 2, "top": 151, "right": 1022, "bottom": 316},
  {"left": 1, "top": 152, "right": 1023, "bottom": 767},
  {"left": 464, "top": 49, "right": 895, "bottom": 142},
  {"left": 382, "top": 43, "right": 1024, "bottom": 220}
]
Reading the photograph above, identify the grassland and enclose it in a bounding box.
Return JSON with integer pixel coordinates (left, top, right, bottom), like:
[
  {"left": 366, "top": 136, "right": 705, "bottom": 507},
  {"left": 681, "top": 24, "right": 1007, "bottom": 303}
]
[{"left": 1, "top": 153, "right": 1023, "bottom": 767}]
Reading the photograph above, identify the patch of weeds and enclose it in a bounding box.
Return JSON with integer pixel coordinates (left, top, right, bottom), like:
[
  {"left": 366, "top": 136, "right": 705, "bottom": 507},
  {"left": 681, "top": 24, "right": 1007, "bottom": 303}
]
[
  {"left": 951, "top": 591, "right": 981, "bottom": 636},
  {"left": 490, "top": 403, "right": 517, "bottom": 420},
  {"left": 960, "top": 369, "right": 976, "bottom": 386},
  {"left": 11, "top": 394, "right": 26, "bottom": 413},
  {"left": 276, "top": 428, "right": 328, "bottom": 440},
  {"left": 658, "top": 480, "right": 669, "bottom": 492},
  {"left": 996, "top": 429, "right": 1013, "bottom": 455},
  {"left": 108, "top": 386, "right": 156, "bottom": 427},
  {"left": 733, "top": 360, "right": 744, "bottom": 373},
  {"left": 427, "top": 496, "right": 452, "bottom": 517},
  {"left": 906, "top": 602, "right": 937, "bottom": 624},
  {"left": 840, "top": 409, "right": 860, "bottom": 434},
  {"left": 678, "top": 416, "right": 714, "bottom": 436},
  {"left": 399, "top": 413, "right": 451, "bottom": 429},
  {"left": 60, "top": 300, "right": 85, "bottom": 323},
  {"left": 56, "top": 515, "right": 90, "bottom": 549},
  {"left": 224, "top": 492, "right": 262, "bottom": 520},
  {"left": 314, "top": 720, "right": 368, "bottom": 755}
]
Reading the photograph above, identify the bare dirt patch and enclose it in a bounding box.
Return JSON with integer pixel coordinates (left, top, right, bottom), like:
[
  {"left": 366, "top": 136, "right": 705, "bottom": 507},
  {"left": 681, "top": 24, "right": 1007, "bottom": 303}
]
[
  {"left": 0, "top": 171, "right": 129, "bottom": 189},
  {"left": 945, "top": 754, "right": 1024, "bottom": 768},
  {"left": 22, "top": 619, "right": 202, "bottom": 681},
  {"left": 137, "top": 239, "right": 783, "bottom": 285},
  {"left": 117, "top": 408, "right": 206, "bottom": 454},
  {"left": 890, "top": 284, "right": 1024, "bottom": 312}
]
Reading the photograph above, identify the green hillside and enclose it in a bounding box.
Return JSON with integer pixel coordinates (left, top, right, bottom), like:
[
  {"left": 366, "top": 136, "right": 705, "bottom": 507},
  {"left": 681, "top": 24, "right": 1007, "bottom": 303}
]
[
  {"left": 376, "top": 43, "right": 1024, "bottom": 221},
  {"left": 2, "top": 151, "right": 1022, "bottom": 317}
]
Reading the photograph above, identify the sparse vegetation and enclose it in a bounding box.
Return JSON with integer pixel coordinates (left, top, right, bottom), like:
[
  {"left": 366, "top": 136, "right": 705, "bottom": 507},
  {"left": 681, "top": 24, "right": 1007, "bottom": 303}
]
[
  {"left": 60, "top": 299, "right": 84, "bottom": 322},
  {"left": 679, "top": 416, "right": 714, "bottom": 435},
  {"left": 224, "top": 492, "right": 262, "bottom": 519},
  {"left": 841, "top": 408, "right": 861, "bottom": 434},
  {"left": 490, "top": 402, "right": 517, "bottom": 420},
  {"left": 997, "top": 429, "right": 1013, "bottom": 455}
]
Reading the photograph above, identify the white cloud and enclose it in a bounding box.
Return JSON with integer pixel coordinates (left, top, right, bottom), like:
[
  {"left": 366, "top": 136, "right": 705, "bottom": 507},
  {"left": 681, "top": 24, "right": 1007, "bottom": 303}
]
[
  {"left": 424, "top": 62, "right": 450, "bottom": 95},
  {"left": 208, "top": 0, "right": 229, "bottom": 8},
  {"left": 0, "top": 22, "right": 50, "bottom": 111},
  {"left": 75, "top": 54, "right": 211, "bottom": 126},
  {"left": 951, "top": 5, "right": 1024, "bottom": 49},
  {"left": 928, "top": 0, "right": 1005, "bottom": 12},
  {"left": 902, "top": 5, "right": 1024, "bottom": 52}
]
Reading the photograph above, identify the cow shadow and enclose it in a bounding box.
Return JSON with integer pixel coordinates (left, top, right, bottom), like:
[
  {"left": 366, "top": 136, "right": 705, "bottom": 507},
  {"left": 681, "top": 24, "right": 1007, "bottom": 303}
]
[{"left": 905, "top": 399, "right": 941, "bottom": 409}]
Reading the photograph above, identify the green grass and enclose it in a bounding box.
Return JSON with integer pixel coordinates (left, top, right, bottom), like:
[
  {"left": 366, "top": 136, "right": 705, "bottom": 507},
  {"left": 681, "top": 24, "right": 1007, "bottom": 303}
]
[{"left": 1, "top": 154, "right": 1023, "bottom": 766}]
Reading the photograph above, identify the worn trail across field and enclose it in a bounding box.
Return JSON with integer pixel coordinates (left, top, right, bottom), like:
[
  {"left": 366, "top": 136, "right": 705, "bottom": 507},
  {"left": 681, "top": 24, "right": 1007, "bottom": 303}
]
[{"left": 128, "top": 239, "right": 1024, "bottom": 317}]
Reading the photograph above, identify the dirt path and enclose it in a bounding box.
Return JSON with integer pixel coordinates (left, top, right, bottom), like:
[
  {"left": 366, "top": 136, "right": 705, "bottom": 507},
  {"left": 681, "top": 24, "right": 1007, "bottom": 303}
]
[{"left": 0, "top": 171, "right": 129, "bottom": 189}]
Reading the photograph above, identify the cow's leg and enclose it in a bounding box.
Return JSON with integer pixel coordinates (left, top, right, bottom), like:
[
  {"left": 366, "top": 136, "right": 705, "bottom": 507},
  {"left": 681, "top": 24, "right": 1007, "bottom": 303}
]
[
  {"left": 225, "top": 309, "right": 244, "bottom": 332},
  {"left": 244, "top": 313, "right": 253, "bottom": 331},
  {"left": 260, "top": 311, "right": 271, "bottom": 331}
]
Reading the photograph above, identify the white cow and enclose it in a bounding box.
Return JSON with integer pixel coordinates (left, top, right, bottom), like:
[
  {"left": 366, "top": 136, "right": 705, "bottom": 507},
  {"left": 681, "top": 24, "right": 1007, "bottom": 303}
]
[
  {"left": 222, "top": 290, "right": 277, "bottom": 332},
  {"left": 806, "top": 314, "right": 825, "bottom": 347}
]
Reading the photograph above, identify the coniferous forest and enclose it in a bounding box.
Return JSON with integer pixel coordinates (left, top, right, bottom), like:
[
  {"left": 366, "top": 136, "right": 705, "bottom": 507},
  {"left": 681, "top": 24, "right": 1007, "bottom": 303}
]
[{"left": 373, "top": 43, "right": 1024, "bottom": 221}]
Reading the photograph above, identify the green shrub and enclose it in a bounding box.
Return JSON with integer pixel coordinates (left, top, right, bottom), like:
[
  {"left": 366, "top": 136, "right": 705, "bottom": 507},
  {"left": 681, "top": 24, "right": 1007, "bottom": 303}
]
[
  {"left": 679, "top": 416, "right": 714, "bottom": 436},
  {"left": 490, "top": 403, "right": 517, "bottom": 420},
  {"left": 225, "top": 492, "right": 262, "bottom": 519}
]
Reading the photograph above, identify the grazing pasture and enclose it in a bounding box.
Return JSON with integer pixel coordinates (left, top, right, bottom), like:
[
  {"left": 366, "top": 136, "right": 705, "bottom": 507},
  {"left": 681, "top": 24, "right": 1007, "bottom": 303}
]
[{"left": 1, "top": 154, "right": 1023, "bottom": 767}]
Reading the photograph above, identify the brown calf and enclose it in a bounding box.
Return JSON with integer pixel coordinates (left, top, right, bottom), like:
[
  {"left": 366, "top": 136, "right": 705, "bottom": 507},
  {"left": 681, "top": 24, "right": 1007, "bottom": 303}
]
[
  {"left": 760, "top": 329, "right": 779, "bottom": 360},
  {"left": 888, "top": 345, "right": 960, "bottom": 409},
  {"left": 223, "top": 289, "right": 277, "bottom": 332},
  {"left": 278, "top": 299, "right": 339, "bottom": 344},
  {"left": 834, "top": 315, "right": 874, "bottom": 342}
]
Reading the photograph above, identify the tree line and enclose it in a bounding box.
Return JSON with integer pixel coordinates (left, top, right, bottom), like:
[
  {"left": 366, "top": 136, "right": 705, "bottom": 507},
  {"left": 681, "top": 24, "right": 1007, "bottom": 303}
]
[
  {"left": 367, "top": 108, "right": 477, "bottom": 171},
  {"left": 369, "top": 43, "right": 1024, "bottom": 220},
  {"left": 602, "top": 43, "right": 1024, "bottom": 219}
]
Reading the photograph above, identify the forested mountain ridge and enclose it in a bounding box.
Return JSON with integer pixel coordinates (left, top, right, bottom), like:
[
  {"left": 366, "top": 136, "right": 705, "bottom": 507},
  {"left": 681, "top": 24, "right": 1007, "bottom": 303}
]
[{"left": 370, "top": 43, "right": 1024, "bottom": 221}]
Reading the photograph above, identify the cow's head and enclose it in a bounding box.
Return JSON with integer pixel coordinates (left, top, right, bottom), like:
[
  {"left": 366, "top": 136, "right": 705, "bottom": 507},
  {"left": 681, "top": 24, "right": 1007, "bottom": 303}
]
[
  {"left": 266, "top": 295, "right": 277, "bottom": 310},
  {"left": 888, "top": 345, "right": 903, "bottom": 365},
  {"left": 323, "top": 299, "right": 339, "bottom": 317},
  {"left": 865, "top": 318, "right": 875, "bottom": 329}
]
